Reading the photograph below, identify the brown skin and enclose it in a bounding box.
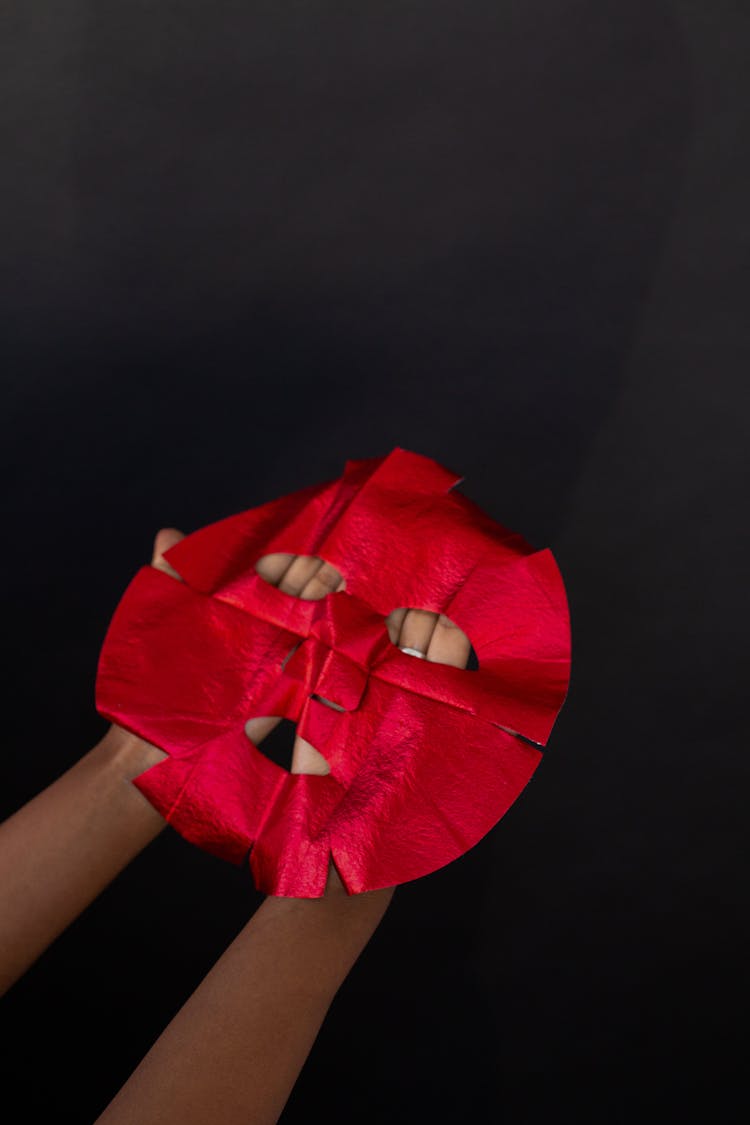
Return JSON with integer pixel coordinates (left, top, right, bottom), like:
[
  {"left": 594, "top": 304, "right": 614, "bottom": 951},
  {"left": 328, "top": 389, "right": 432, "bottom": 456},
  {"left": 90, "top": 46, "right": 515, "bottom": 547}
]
[
  {"left": 95, "top": 861, "right": 394, "bottom": 1125},
  {"left": 253, "top": 548, "right": 471, "bottom": 772},
  {"left": 0, "top": 531, "right": 183, "bottom": 997},
  {"left": 1, "top": 527, "right": 471, "bottom": 1122}
]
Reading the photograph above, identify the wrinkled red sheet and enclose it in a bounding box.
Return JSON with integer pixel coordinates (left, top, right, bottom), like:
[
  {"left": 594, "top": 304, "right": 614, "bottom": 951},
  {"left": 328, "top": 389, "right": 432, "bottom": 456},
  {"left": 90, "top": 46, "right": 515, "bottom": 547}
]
[{"left": 96, "top": 448, "right": 571, "bottom": 896}]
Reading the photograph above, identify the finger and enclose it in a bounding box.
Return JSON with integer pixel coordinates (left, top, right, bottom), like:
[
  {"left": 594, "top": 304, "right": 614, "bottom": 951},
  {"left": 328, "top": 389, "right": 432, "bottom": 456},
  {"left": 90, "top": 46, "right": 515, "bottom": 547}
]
[
  {"left": 255, "top": 552, "right": 296, "bottom": 586},
  {"left": 245, "top": 715, "right": 283, "bottom": 745},
  {"left": 384, "top": 607, "right": 408, "bottom": 645},
  {"left": 425, "top": 613, "right": 472, "bottom": 669},
  {"left": 290, "top": 733, "right": 330, "bottom": 775},
  {"left": 298, "top": 561, "right": 345, "bottom": 600},
  {"left": 276, "top": 555, "right": 325, "bottom": 596},
  {"left": 151, "top": 527, "right": 185, "bottom": 580},
  {"left": 245, "top": 718, "right": 330, "bottom": 774},
  {"left": 397, "top": 608, "right": 440, "bottom": 658}
]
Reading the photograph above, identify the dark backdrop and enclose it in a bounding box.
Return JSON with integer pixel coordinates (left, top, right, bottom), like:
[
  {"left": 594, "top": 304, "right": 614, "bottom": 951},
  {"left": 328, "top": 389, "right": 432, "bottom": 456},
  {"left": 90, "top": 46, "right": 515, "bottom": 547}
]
[{"left": 1, "top": 3, "right": 747, "bottom": 1121}]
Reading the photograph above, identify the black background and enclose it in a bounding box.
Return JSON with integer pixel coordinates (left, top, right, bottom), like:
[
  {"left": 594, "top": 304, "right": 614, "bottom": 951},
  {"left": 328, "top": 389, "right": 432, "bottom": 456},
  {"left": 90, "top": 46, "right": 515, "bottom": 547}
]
[{"left": 1, "top": 3, "right": 748, "bottom": 1121}]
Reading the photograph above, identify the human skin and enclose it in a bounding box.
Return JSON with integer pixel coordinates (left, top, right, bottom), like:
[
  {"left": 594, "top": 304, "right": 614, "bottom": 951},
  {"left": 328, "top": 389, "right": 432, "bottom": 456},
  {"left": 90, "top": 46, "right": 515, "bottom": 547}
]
[
  {"left": 95, "top": 859, "right": 394, "bottom": 1125},
  {"left": 0, "top": 527, "right": 470, "bottom": 1121},
  {"left": 0, "top": 725, "right": 167, "bottom": 996},
  {"left": 0, "top": 531, "right": 183, "bottom": 997}
]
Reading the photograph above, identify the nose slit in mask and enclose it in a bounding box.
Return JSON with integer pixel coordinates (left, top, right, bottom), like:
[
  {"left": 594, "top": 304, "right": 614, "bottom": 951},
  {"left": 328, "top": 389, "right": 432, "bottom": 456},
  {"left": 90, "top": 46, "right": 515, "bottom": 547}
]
[{"left": 245, "top": 715, "right": 331, "bottom": 776}]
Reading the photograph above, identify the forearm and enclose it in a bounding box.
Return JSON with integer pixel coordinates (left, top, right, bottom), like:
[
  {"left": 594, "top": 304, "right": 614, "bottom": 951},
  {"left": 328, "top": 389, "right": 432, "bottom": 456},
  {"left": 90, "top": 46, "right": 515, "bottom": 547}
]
[
  {"left": 96, "top": 867, "right": 394, "bottom": 1125},
  {"left": 0, "top": 725, "right": 166, "bottom": 994}
]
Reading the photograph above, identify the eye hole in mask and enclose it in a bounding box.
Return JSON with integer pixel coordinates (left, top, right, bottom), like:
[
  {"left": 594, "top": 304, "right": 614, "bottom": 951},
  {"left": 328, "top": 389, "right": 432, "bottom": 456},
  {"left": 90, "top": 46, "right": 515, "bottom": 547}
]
[
  {"left": 384, "top": 608, "right": 479, "bottom": 671},
  {"left": 255, "top": 555, "right": 478, "bottom": 669},
  {"left": 255, "top": 553, "right": 346, "bottom": 599}
]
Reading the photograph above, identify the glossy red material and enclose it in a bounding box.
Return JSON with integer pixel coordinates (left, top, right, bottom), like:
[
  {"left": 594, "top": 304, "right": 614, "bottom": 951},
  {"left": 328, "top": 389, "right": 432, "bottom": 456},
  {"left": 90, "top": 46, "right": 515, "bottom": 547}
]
[{"left": 96, "top": 448, "right": 571, "bottom": 896}]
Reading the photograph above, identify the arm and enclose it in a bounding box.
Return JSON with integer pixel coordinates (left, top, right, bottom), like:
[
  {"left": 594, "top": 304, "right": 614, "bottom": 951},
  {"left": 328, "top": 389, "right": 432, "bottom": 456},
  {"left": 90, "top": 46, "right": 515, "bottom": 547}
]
[
  {"left": 0, "top": 528, "right": 187, "bottom": 995},
  {"left": 96, "top": 863, "right": 394, "bottom": 1125},
  {"left": 0, "top": 724, "right": 166, "bottom": 995},
  {"left": 92, "top": 576, "right": 466, "bottom": 1125}
]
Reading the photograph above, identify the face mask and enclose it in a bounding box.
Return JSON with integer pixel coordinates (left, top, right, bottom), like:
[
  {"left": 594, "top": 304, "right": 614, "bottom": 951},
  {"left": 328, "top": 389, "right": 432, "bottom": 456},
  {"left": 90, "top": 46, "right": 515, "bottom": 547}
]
[{"left": 96, "top": 448, "right": 571, "bottom": 896}]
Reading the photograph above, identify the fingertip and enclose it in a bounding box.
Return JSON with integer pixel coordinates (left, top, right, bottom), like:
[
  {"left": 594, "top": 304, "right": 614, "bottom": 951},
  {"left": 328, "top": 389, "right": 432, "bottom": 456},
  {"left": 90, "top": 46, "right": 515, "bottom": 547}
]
[
  {"left": 151, "top": 526, "right": 185, "bottom": 578},
  {"left": 151, "top": 526, "right": 183, "bottom": 558}
]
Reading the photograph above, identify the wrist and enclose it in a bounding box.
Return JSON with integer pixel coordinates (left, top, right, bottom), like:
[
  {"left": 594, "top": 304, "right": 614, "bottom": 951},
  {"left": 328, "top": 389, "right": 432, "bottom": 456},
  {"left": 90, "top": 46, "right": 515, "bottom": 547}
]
[
  {"left": 263, "top": 861, "right": 395, "bottom": 935},
  {"left": 95, "top": 723, "right": 167, "bottom": 783}
]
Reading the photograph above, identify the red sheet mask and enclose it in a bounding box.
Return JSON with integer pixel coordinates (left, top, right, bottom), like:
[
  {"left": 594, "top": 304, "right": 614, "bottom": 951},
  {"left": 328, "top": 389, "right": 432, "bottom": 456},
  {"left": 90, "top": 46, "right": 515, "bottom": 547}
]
[{"left": 96, "top": 448, "right": 571, "bottom": 896}]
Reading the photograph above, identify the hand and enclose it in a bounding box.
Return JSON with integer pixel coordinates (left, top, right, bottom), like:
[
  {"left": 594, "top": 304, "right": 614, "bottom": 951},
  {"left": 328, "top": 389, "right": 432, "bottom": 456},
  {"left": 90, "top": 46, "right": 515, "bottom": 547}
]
[
  {"left": 253, "top": 553, "right": 472, "bottom": 775},
  {"left": 114, "top": 541, "right": 473, "bottom": 895},
  {"left": 0, "top": 525, "right": 190, "bottom": 993},
  {"left": 102, "top": 527, "right": 185, "bottom": 774}
]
